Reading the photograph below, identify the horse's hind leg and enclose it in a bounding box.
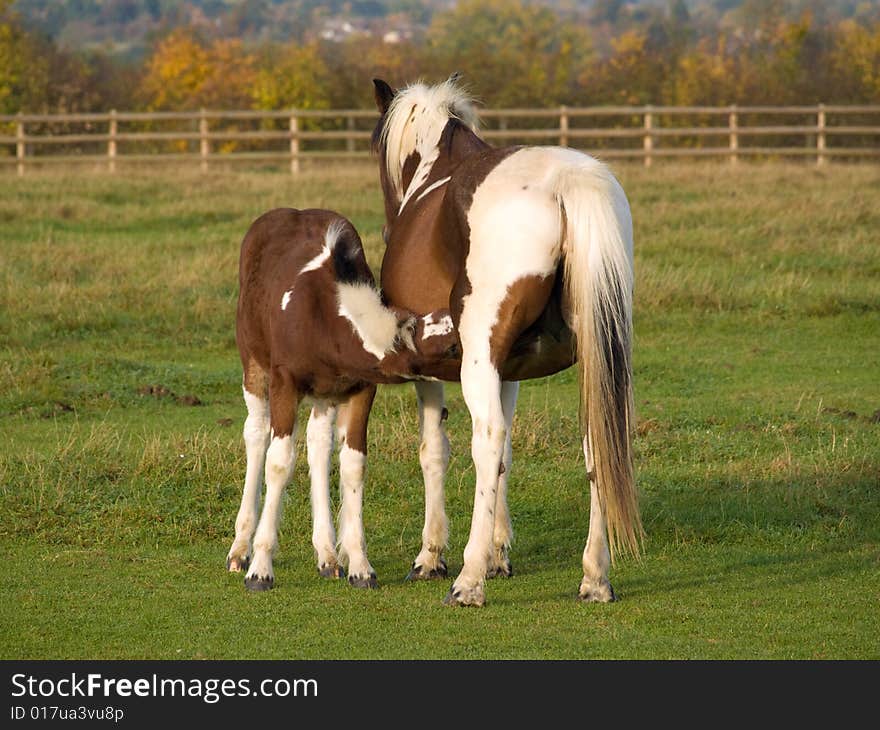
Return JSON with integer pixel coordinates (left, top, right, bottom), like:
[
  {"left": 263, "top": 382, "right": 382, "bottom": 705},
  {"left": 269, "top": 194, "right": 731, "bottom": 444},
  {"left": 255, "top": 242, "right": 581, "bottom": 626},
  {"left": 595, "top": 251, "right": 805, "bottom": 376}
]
[
  {"left": 336, "top": 385, "right": 378, "bottom": 589},
  {"left": 407, "top": 381, "right": 449, "bottom": 581},
  {"left": 306, "top": 400, "right": 343, "bottom": 579},
  {"left": 486, "top": 380, "right": 518, "bottom": 579},
  {"left": 227, "top": 363, "right": 270, "bottom": 573},
  {"left": 578, "top": 433, "right": 615, "bottom": 602},
  {"left": 245, "top": 368, "right": 299, "bottom": 591}
]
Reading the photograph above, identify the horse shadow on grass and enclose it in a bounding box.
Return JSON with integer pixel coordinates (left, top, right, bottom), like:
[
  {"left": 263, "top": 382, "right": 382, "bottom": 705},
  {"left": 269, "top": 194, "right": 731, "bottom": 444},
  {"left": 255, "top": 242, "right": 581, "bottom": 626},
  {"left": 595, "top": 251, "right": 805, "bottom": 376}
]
[{"left": 502, "top": 471, "right": 879, "bottom": 604}]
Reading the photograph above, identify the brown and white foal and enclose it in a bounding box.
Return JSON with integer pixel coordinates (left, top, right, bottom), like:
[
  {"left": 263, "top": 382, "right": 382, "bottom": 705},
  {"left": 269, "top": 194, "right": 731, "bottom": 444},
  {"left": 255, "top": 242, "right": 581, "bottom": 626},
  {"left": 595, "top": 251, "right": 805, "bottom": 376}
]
[{"left": 226, "top": 208, "right": 457, "bottom": 591}]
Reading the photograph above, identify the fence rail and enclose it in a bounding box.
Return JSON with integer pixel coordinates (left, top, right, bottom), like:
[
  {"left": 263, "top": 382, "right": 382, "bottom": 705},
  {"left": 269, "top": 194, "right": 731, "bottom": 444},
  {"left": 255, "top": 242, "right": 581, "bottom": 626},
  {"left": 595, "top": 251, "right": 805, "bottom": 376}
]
[{"left": 2, "top": 104, "right": 879, "bottom": 174}]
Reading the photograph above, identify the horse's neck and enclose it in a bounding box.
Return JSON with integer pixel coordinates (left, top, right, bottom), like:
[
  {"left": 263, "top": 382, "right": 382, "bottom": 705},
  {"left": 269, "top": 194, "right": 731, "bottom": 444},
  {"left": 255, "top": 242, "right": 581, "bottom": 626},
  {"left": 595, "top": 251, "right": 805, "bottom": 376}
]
[{"left": 440, "top": 119, "right": 491, "bottom": 172}]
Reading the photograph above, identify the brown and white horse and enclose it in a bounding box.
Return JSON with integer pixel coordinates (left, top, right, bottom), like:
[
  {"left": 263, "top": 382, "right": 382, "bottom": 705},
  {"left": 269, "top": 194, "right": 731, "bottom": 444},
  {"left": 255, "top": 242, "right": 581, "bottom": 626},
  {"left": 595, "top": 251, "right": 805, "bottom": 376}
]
[
  {"left": 371, "top": 77, "right": 643, "bottom": 606},
  {"left": 227, "top": 208, "right": 458, "bottom": 591}
]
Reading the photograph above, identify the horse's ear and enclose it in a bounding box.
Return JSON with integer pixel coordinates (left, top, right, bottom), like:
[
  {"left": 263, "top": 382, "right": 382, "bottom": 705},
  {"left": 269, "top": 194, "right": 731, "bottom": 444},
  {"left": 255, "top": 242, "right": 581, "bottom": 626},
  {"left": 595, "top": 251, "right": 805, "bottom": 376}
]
[{"left": 373, "top": 79, "right": 396, "bottom": 114}]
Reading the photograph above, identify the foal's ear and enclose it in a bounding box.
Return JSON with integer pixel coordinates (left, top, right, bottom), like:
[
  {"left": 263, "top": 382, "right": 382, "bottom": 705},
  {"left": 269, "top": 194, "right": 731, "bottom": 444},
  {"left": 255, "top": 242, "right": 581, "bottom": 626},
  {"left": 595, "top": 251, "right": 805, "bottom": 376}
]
[{"left": 373, "top": 79, "right": 396, "bottom": 114}]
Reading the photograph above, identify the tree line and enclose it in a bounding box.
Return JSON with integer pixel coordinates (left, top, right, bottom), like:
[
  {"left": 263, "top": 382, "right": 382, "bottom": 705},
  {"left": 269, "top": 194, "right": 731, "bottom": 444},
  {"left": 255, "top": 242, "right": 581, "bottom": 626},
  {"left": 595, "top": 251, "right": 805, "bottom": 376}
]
[{"left": 2, "top": 0, "right": 879, "bottom": 116}]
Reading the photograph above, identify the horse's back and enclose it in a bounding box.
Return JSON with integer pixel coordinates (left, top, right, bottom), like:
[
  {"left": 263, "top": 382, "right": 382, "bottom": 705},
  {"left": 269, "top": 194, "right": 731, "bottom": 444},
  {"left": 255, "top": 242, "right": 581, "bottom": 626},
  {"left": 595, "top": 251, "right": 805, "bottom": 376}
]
[{"left": 236, "top": 208, "right": 364, "bottom": 373}]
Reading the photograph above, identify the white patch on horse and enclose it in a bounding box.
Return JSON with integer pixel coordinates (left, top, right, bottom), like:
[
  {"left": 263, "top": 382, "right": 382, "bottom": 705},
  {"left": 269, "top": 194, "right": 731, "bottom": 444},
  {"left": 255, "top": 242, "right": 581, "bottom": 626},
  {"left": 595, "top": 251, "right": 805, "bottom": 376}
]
[
  {"left": 337, "top": 443, "right": 374, "bottom": 579},
  {"left": 337, "top": 282, "right": 405, "bottom": 360},
  {"left": 306, "top": 402, "right": 338, "bottom": 572},
  {"left": 459, "top": 148, "right": 565, "bottom": 358},
  {"left": 380, "top": 80, "right": 479, "bottom": 207},
  {"left": 401, "top": 175, "right": 452, "bottom": 213},
  {"left": 421, "top": 312, "right": 453, "bottom": 339},
  {"left": 281, "top": 220, "right": 346, "bottom": 310}
]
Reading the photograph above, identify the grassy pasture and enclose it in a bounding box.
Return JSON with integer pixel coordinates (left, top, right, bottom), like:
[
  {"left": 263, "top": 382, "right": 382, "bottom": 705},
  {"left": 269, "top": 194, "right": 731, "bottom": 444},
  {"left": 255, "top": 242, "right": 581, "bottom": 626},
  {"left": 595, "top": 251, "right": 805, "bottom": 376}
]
[{"left": 1, "top": 162, "right": 878, "bottom": 659}]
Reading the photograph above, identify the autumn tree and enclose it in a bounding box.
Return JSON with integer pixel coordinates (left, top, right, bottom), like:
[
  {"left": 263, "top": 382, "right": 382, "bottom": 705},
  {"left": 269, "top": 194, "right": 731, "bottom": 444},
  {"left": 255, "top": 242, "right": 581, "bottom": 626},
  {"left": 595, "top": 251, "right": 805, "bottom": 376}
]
[
  {"left": 832, "top": 20, "right": 880, "bottom": 102},
  {"left": 139, "top": 28, "right": 257, "bottom": 110},
  {"left": 424, "top": 0, "right": 593, "bottom": 107},
  {"left": 251, "top": 41, "right": 332, "bottom": 111},
  {"left": 0, "top": 0, "right": 49, "bottom": 113}
]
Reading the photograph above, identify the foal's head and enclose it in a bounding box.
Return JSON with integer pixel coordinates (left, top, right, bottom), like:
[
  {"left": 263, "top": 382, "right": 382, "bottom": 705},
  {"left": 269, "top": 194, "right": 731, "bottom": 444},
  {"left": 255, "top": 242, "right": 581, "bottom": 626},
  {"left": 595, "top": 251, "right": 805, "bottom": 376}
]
[{"left": 371, "top": 76, "right": 479, "bottom": 231}]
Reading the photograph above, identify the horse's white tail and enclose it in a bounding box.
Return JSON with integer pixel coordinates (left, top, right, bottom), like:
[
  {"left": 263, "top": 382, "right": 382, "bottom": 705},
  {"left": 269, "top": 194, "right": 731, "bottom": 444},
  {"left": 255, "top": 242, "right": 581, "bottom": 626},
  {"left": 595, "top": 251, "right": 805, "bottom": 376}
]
[{"left": 556, "top": 158, "right": 643, "bottom": 560}]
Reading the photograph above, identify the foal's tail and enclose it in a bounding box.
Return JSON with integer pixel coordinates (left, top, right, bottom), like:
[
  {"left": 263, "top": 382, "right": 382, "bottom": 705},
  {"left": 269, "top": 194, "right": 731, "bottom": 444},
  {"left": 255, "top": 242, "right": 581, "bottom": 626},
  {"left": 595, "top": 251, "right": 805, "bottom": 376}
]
[{"left": 555, "top": 158, "right": 643, "bottom": 560}]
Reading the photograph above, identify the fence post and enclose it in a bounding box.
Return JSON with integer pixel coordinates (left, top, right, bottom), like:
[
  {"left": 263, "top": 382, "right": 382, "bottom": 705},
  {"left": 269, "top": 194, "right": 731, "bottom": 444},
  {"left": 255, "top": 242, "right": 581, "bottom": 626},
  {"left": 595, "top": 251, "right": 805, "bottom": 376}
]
[
  {"left": 728, "top": 104, "right": 738, "bottom": 165},
  {"left": 199, "top": 108, "right": 209, "bottom": 172},
  {"left": 817, "top": 103, "right": 826, "bottom": 166},
  {"left": 559, "top": 105, "right": 569, "bottom": 147},
  {"left": 16, "top": 113, "right": 25, "bottom": 177},
  {"left": 289, "top": 112, "right": 300, "bottom": 174},
  {"left": 346, "top": 114, "right": 355, "bottom": 153},
  {"left": 108, "top": 109, "right": 118, "bottom": 173},
  {"left": 643, "top": 106, "right": 653, "bottom": 168}
]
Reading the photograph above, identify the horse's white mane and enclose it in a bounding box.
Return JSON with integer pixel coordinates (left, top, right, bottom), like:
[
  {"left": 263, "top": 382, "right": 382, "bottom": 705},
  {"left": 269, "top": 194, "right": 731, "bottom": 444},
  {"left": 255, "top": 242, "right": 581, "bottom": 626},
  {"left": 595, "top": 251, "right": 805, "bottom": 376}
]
[{"left": 379, "top": 78, "right": 480, "bottom": 204}]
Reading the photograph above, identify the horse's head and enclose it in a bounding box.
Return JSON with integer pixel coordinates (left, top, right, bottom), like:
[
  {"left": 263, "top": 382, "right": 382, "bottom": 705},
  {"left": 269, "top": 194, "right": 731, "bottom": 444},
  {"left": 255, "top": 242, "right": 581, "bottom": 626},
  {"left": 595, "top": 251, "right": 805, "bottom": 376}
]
[{"left": 371, "top": 75, "right": 480, "bottom": 236}]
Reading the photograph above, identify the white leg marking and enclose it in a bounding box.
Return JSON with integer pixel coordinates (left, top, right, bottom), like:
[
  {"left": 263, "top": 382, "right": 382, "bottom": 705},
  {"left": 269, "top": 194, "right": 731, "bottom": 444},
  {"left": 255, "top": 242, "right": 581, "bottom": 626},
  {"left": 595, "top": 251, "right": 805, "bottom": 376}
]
[
  {"left": 580, "top": 434, "right": 614, "bottom": 602},
  {"left": 306, "top": 401, "right": 339, "bottom": 574},
  {"left": 337, "top": 444, "right": 376, "bottom": 586},
  {"left": 412, "top": 381, "right": 449, "bottom": 576},
  {"left": 227, "top": 387, "right": 270, "bottom": 571},
  {"left": 448, "top": 355, "right": 506, "bottom": 606},
  {"left": 246, "top": 432, "right": 296, "bottom": 587},
  {"left": 488, "top": 380, "right": 519, "bottom": 576}
]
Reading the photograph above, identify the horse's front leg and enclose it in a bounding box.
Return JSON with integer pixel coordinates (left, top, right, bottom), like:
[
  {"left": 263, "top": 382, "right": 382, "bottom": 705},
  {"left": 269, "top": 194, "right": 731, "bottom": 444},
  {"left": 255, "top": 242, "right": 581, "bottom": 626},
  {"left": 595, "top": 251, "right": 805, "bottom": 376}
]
[
  {"left": 306, "top": 401, "right": 344, "bottom": 579},
  {"left": 486, "top": 380, "right": 518, "bottom": 579},
  {"left": 227, "top": 373, "right": 270, "bottom": 573},
  {"left": 407, "top": 380, "right": 450, "bottom": 581},
  {"left": 336, "top": 385, "right": 378, "bottom": 589},
  {"left": 244, "top": 369, "right": 299, "bottom": 591}
]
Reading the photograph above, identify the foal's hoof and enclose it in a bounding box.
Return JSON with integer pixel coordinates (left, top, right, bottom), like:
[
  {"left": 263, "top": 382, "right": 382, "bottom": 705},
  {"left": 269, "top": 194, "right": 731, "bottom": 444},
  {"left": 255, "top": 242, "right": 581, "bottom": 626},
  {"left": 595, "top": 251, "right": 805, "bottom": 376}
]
[
  {"left": 442, "top": 584, "right": 485, "bottom": 607},
  {"left": 244, "top": 574, "right": 274, "bottom": 592},
  {"left": 318, "top": 562, "right": 345, "bottom": 579},
  {"left": 406, "top": 558, "right": 448, "bottom": 581},
  {"left": 348, "top": 572, "right": 378, "bottom": 590},
  {"left": 226, "top": 555, "right": 250, "bottom": 573},
  {"left": 577, "top": 578, "right": 616, "bottom": 603}
]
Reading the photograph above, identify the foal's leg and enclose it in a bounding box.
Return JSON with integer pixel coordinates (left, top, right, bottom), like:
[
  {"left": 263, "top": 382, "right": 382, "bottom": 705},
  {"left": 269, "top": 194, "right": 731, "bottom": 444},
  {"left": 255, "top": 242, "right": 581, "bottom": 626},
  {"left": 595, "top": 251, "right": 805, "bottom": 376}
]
[
  {"left": 306, "top": 400, "right": 343, "bottom": 579},
  {"left": 578, "top": 433, "right": 616, "bottom": 602},
  {"left": 244, "top": 369, "right": 299, "bottom": 591},
  {"left": 227, "top": 367, "right": 270, "bottom": 573},
  {"left": 337, "top": 385, "right": 378, "bottom": 589},
  {"left": 486, "top": 380, "right": 519, "bottom": 579},
  {"left": 407, "top": 380, "right": 450, "bottom": 580}
]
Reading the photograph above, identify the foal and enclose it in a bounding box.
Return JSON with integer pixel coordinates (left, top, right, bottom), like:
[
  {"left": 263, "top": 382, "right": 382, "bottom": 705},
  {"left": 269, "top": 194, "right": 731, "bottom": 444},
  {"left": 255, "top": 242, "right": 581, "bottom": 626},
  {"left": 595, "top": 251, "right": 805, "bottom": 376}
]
[{"left": 226, "top": 208, "right": 458, "bottom": 591}]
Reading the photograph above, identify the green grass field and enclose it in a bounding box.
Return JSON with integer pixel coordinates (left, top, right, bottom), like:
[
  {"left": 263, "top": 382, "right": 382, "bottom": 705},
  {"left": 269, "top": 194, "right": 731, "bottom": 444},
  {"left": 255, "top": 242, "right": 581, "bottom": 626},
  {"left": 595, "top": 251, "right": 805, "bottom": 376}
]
[{"left": 1, "top": 162, "right": 878, "bottom": 659}]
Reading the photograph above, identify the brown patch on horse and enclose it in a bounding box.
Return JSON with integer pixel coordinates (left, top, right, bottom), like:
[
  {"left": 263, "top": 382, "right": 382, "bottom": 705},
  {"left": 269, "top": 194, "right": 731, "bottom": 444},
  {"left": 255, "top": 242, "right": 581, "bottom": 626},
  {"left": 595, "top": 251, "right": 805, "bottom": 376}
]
[
  {"left": 243, "top": 357, "right": 269, "bottom": 398},
  {"left": 488, "top": 274, "right": 556, "bottom": 370},
  {"left": 336, "top": 385, "right": 377, "bottom": 454}
]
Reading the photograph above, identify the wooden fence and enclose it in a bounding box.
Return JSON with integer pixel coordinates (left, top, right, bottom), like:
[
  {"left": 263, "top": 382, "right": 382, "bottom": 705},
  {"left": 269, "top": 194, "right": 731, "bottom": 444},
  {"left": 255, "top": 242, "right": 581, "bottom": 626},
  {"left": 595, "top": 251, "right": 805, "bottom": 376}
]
[{"left": 2, "top": 104, "right": 879, "bottom": 174}]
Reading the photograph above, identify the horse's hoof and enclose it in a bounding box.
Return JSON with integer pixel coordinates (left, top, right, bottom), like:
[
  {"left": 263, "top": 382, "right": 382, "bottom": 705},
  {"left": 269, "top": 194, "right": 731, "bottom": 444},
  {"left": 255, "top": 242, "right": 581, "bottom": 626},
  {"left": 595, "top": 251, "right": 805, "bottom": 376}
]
[
  {"left": 486, "top": 560, "right": 513, "bottom": 579},
  {"left": 406, "top": 558, "right": 448, "bottom": 581},
  {"left": 244, "top": 574, "right": 274, "bottom": 592},
  {"left": 318, "top": 562, "right": 345, "bottom": 579},
  {"left": 578, "top": 579, "right": 616, "bottom": 603},
  {"left": 442, "top": 584, "right": 485, "bottom": 607},
  {"left": 226, "top": 555, "right": 250, "bottom": 573},
  {"left": 348, "top": 572, "right": 378, "bottom": 590}
]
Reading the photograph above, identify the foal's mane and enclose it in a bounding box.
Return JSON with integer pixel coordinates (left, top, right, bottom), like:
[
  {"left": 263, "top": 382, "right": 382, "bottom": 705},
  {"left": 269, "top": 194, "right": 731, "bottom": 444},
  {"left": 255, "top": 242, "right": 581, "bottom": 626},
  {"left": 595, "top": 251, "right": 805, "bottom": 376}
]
[{"left": 378, "top": 79, "right": 480, "bottom": 201}]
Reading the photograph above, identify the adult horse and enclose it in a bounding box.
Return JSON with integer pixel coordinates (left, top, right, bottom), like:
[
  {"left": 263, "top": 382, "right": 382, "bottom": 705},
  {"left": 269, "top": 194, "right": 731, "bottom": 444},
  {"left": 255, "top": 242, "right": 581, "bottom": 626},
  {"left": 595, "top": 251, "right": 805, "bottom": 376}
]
[{"left": 371, "top": 77, "right": 643, "bottom": 606}]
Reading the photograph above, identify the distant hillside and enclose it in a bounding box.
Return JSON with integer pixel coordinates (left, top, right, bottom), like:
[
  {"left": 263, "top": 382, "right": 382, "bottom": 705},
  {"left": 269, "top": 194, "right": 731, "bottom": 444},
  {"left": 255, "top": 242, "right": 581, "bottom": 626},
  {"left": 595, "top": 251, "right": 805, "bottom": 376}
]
[{"left": 13, "top": 0, "right": 876, "bottom": 59}]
